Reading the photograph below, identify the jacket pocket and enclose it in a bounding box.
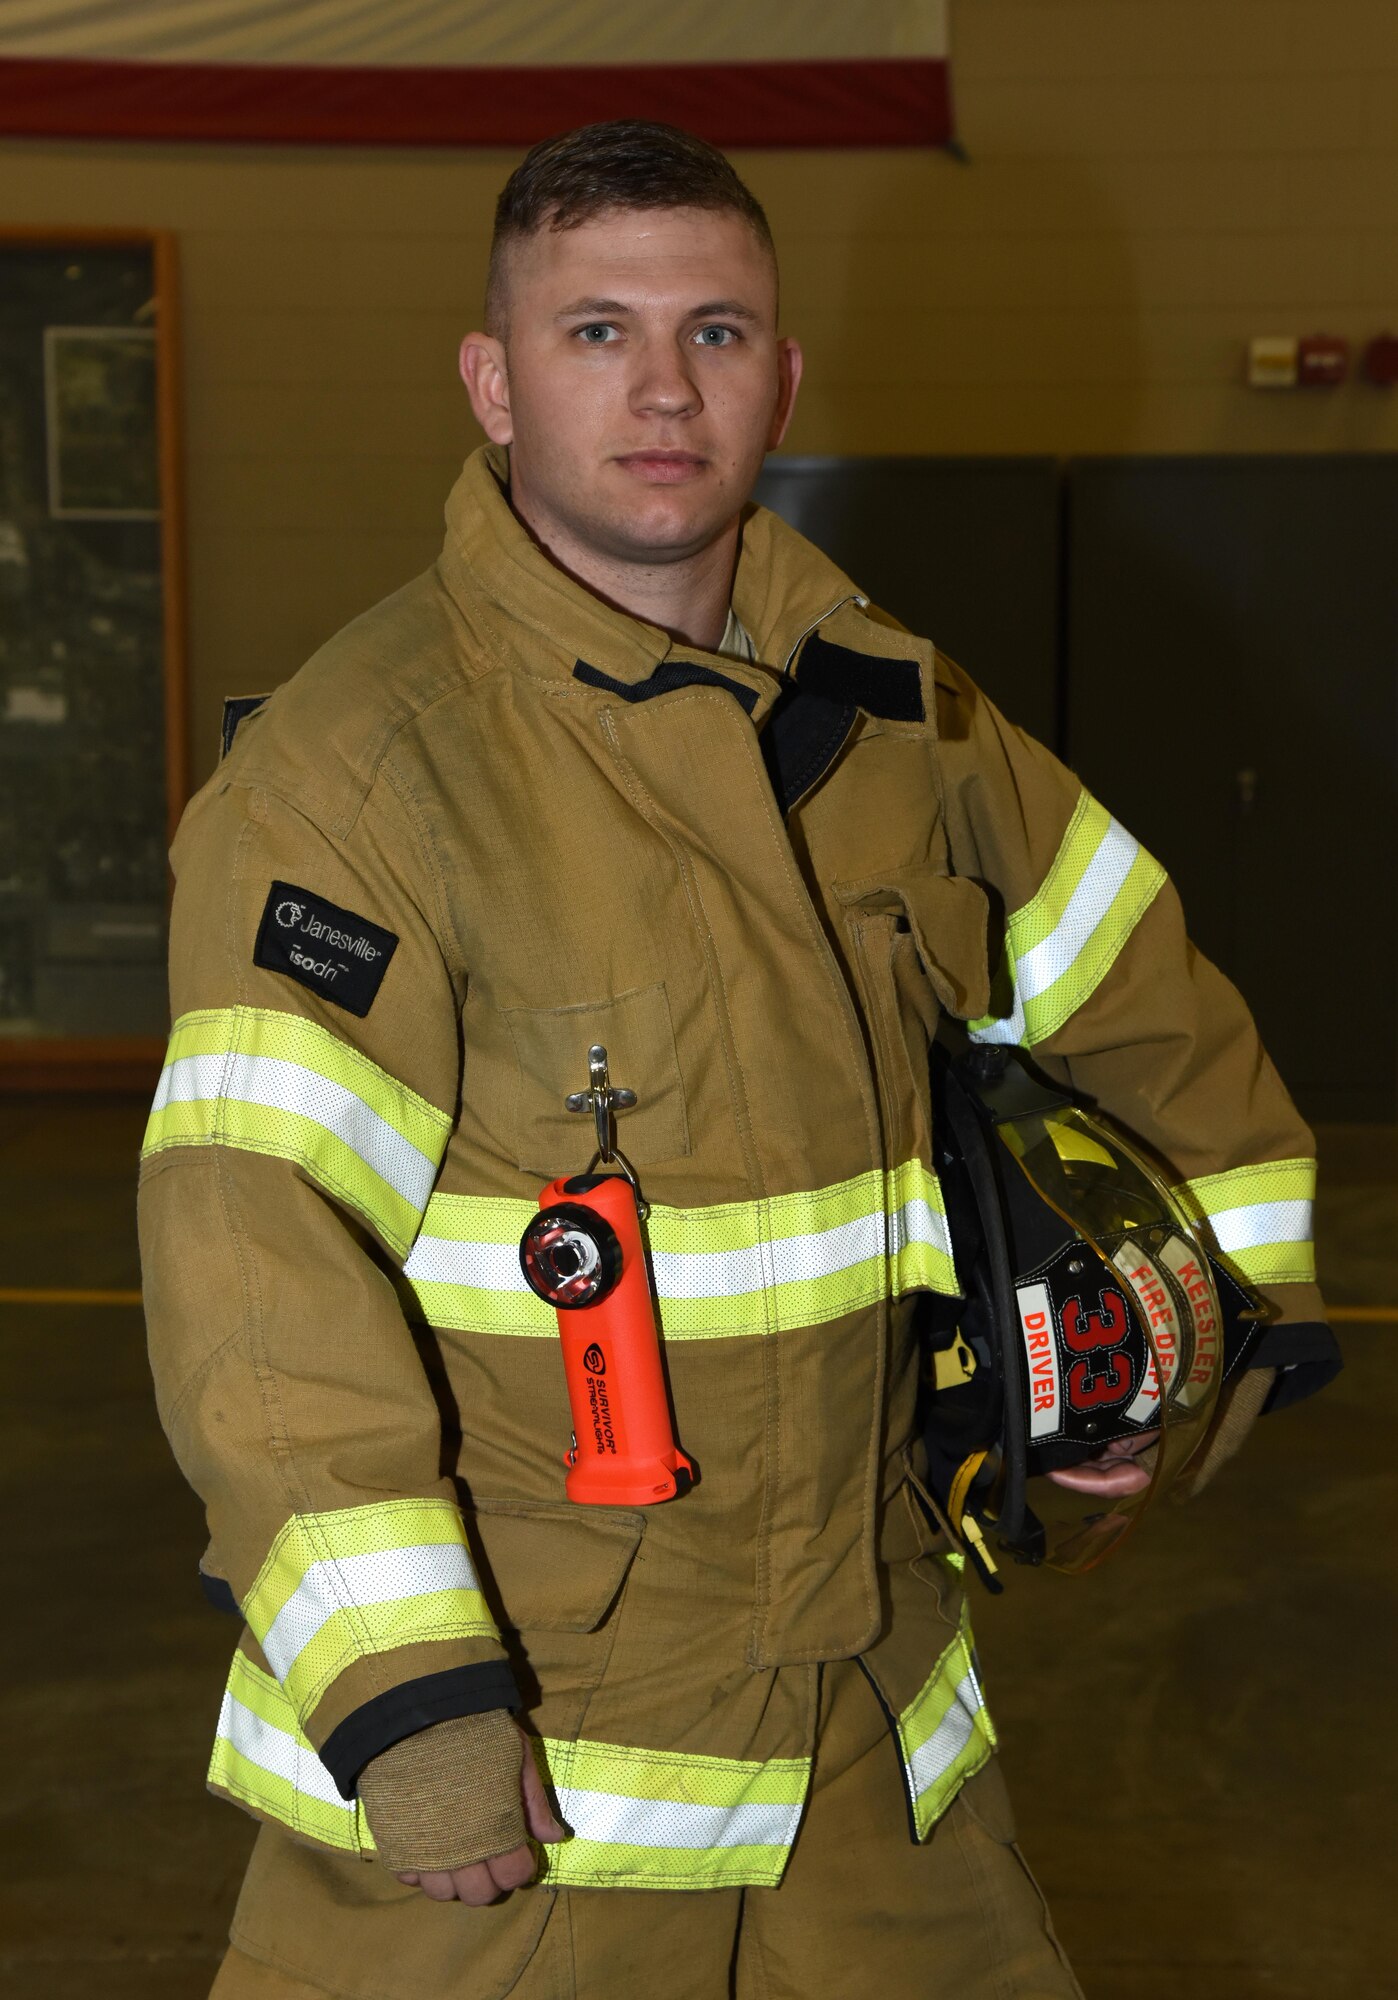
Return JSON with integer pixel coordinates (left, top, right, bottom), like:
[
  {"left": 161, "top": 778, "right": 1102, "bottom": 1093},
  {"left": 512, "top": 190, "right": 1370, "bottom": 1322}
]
[
  {"left": 465, "top": 1497, "right": 647, "bottom": 1728},
  {"left": 504, "top": 981, "right": 690, "bottom": 1175}
]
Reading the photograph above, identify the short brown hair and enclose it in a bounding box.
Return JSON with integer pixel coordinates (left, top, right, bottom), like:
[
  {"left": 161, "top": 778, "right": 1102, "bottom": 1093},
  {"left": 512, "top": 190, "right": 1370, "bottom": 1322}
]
[{"left": 486, "top": 120, "right": 774, "bottom": 332}]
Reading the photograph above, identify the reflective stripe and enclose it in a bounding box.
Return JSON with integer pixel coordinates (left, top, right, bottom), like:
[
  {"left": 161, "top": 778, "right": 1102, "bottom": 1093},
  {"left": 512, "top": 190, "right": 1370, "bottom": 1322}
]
[
  {"left": 554, "top": 1788, "right": 798, "bottom": 1852},
  {"left": 894, "top": 1604, "right": 997, "bottom": 1840},
  {"left": 243, "top": 1499, "right": 497, "bottom": 1722},
  {"left": 537, "top": 1736, "right": 810, "bottom": 1890},
  {"left": 1171, "top": 1158, "right": 1317, "bottom": 1288},
  {"left": 143, "top": 1007, "right": 451, "bottom": 1257},
  {"left": 970, "top": 791, "right": 1165, "bottom": 1049},
  {"left": 1209, "top": 1199, "right": 1313, "bottom": 1255},
  {"left": 209, "top": 1649, "right": 374, "bottom": 1855},
  {"left": 401, "top": 1156, "right": 956, "bottom": 1337},
  {"left": 207, "top": 1652, "right": 810, "bottom": 1888},
  {"left": 887, "top": 1158, "right": 956, "bottom": 1297}
]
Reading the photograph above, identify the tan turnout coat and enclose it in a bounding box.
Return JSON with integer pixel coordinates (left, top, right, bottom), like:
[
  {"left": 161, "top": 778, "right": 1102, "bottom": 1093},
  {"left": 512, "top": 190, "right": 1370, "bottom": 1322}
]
[{"left": 140, "top": 445, "right": 1323, "bottom": 1896}]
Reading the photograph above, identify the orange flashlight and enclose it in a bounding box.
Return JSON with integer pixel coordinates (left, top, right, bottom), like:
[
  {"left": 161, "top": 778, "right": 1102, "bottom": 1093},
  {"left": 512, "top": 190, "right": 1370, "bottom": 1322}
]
[{"left": 520, "top": 1170, "right": 694, "bottom": 1506}]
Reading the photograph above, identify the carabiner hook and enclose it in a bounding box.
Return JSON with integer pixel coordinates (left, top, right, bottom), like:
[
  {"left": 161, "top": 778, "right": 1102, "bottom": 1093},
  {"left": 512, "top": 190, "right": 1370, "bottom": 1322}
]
[{"left": 564, "top": 1044, "right": 647, "bottom": 1216}]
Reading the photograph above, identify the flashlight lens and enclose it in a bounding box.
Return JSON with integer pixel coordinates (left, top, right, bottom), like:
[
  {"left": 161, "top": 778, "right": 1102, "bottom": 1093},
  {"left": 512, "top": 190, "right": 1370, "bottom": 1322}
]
[{"left": 519, "top": 1204, "right": 623, "bottom": 1308}]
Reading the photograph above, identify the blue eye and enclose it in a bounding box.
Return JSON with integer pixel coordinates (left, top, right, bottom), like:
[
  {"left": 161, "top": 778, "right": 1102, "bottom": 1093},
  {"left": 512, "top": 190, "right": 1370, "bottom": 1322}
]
[
  {"left": 694, "top": 325, "right": 736, "bottom": 347},
  {"left": 577, "top": 324, "right": 618, "bottom": 344}
]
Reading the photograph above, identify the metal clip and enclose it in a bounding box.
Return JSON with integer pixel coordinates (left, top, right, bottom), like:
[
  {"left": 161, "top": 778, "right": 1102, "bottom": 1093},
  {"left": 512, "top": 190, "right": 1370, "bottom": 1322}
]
[{"left": 564, "top": 1044, "right": 647, "bottom": 1216}]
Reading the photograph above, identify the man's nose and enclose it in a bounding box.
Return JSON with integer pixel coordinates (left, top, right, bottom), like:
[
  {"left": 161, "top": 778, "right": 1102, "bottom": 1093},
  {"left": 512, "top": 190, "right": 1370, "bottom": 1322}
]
[{"left": 629, "top": 342, "right": 702, "bottom": 419}]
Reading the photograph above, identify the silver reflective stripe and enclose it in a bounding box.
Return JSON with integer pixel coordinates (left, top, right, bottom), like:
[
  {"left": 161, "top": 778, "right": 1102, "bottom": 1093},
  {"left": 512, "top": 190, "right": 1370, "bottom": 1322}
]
[
  {"left": 970, "top": 990, "right": 1025, "bottom": 1046},
  {"left": 653, "top": 1213, "right": 884, "bottom": 1299},
  {"left": 554, "top": 1787, "right": 804, "bottom": 1853},
  {"left": 1013, "top": 817, "right": 1139, "bottom": 1003},
  {"left": 154, "top": 1050, "right": 438, "bottom": 1212},
  {"left": 890, "top": 1188, "right": 953, "bottom": 1262},
  {"left": 401, "top": 1233, "right": 523, "bottom": 1290},
  {"left": 260, "top": 1542, "right": 478, "bottom": 1683},
  {"left": 403, "top": 1196, "right": 952, "bottom": 1305},
  {"left": 969, "top": 797, "right": 1165, "bottom": 1050},
  {"left": 1205, "top": 1198, "right": 1313, "bottom": 1256},
  {"left": 216, "top": 1690, "right": 349, "bottom": 1810},
  {"left": 908, "top": 1673, "right": 981, "bottom": 1805}
]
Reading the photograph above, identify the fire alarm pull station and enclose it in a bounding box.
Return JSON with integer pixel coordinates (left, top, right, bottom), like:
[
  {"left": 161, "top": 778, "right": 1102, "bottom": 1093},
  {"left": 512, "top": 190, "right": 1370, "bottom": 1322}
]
[{"left": 1297, "top": 334, "right": 1350, "bottom": 387}]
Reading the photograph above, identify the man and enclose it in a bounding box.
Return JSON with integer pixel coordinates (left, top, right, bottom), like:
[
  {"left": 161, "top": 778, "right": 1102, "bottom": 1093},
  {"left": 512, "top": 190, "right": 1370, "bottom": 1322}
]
[{"left": 141, "top": 122, "right": 1333, "bottom": 1999}]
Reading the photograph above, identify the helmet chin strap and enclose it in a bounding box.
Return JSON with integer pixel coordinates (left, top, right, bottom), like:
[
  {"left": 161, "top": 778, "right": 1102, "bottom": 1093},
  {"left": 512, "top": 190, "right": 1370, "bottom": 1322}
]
[{"left": 938, "top": 1060, "right": 1032, "bottom": 1550}]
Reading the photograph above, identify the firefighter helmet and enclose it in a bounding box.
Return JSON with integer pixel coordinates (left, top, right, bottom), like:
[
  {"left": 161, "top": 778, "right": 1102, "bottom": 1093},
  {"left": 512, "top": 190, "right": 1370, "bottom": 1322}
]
[{"left": 919, "top": 1044, "right": 1262, "bottom": 1586}]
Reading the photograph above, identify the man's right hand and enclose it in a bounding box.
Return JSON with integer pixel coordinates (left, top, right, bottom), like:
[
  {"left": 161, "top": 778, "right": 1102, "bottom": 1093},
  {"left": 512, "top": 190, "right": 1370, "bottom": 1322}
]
[
  {"left": 357, "top": 1709, "right": 567, "bottom": 1906},
  {"left": 1044, "top": 1428, "right": 1157, "bottom": 1497}
]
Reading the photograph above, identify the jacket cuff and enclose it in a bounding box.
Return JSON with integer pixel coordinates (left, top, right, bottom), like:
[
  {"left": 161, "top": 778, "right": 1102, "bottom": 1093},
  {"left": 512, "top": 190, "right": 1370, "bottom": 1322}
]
[
  {"left": 1250, "top": 1321, "right": 1344, "bottom": 1413},
  {"left": 318, "top": 1660, "right": 523, "bottom": 1801},
  {"left": 198, "top": 1568, "right": 240, "bottom": 1616}
]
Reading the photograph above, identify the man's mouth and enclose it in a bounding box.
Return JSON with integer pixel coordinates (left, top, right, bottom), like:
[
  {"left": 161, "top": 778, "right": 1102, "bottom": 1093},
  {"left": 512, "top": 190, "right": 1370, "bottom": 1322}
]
[{"left": 613, "top": 450, "right": 708, "bottom": 485}]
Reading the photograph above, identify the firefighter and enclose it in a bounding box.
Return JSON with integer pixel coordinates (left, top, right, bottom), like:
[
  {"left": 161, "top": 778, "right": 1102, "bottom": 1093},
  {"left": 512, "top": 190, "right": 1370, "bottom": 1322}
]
[{"left": 140, "top": 122, "right": 1335, "bottom": 2000}]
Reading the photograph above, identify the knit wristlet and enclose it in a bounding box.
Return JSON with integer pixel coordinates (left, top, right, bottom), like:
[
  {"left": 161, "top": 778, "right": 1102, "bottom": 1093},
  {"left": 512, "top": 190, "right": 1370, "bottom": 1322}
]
[{"left": 357, "top": 1709, "right": 529, "bottom": 1873}]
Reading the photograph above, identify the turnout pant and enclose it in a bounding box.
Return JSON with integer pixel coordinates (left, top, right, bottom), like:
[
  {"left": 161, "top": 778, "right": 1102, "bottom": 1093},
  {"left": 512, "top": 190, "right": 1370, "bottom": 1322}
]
[{"left": 212, "top": 1660, "right": 1082, "bottom": 2000}]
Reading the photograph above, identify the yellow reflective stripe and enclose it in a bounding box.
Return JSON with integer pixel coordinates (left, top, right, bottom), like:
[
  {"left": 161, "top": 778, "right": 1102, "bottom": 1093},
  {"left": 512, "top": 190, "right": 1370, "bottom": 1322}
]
[
  {"left": 535, "top": 1735, "right": 810, "bottom": 1891},
  {"left": 243, "top": 1499, "right": 498, "bottom": 1723},
  {"left": 148, "top": 1008, "right": 451, "bottom": 1159},
  {"left": 1025, "top": 841, "right": 1162, "bottom": 1043},
  {"left": 209, "top": 1649, "right": 374, "bottom": 1855},
  {"left": 969, "top": 791, "right": 1166, "bottom": 1049},
  {"left": 897, "top": 1608, "right": 997, "bottom": 1841},
  {"left": 277, "top": 1594, "right": 493, "bottom": 1720},
  {"left": 400, "top": 1157, "right": 957, "bottom": 1339},
  {"left": 206, "top": 1672, "right": 812, "bottom": 1889},
  {"left": 1011, "top": 790, "right": 1115, "bottom": 956},
  {"left": 142, "top": 1006, "right": 451, "bottom": 1258},
  {"left": 244, "top": 1499, "right": 473, "bottom": 1630},
  {"left": 1171, "top": 1158, "right": 1317, "bottom": 1288},
  {"left": 145, "top": 1097, "right": 430, "bottom": 1255},
  {"left": 1220, "top": 1241, "right": 1316, "bottom": 1286},
  {"left": 548, "top": 1737, "right": 808, "bottom": 1809},
  {"left": 887, "top": 1156, "right": 958, "bottom": 1299}
]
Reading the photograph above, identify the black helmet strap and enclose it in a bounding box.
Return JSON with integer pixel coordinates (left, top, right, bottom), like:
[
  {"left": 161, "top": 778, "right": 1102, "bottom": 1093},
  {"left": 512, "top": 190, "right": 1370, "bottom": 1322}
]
[{"left": 937, "top": 1058, "right": 1033, "bottom": 1551}]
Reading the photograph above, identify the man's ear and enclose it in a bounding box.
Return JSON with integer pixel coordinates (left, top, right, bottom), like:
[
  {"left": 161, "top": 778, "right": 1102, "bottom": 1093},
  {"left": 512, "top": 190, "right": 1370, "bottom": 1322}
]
[
  {"left": 768, "top": 337, "right": 804, "bottom": 452},
  {"left": 460, "top": 333, "right": 512, "bottom": 444}
]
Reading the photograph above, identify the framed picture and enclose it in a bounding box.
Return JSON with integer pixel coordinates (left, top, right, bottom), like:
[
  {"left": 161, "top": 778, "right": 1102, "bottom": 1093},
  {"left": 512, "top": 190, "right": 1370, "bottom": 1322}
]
[
  {"left": 0, "top": 230, "right": 187, "bottom": 1089},
  {"left": 44, "top": 326, "right": 161, "bottom": 520}
]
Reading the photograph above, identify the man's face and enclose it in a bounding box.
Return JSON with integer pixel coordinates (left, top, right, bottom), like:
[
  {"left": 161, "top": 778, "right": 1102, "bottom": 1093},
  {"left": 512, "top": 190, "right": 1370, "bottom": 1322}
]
[{"left": 461, "top": 206, "right": 801, "bottom": 570}]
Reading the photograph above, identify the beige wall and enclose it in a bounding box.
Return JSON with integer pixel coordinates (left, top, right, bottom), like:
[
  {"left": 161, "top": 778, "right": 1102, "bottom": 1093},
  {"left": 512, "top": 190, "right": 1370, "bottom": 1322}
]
[{"left": 2, "top": 0, "right": 1396, "bottom": 780}]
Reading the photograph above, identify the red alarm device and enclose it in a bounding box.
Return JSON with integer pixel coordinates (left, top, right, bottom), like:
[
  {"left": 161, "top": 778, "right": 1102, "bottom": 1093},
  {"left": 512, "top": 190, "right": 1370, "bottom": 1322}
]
[{"left": 518, "top": 1047, "right": 693, "bottom": 1506}]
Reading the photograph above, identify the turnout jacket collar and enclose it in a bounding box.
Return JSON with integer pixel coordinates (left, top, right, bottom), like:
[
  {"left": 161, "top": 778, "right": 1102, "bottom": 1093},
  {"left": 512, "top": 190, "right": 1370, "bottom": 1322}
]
[{"left": 437, "top": 444, "right": 903, "bottom": 726}]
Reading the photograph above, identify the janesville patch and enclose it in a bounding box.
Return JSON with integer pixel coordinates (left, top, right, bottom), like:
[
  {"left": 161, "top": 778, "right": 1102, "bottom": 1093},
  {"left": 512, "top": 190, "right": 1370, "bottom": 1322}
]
[{"left": 254, "top": 881, "right": 398, "bottom": 1017}]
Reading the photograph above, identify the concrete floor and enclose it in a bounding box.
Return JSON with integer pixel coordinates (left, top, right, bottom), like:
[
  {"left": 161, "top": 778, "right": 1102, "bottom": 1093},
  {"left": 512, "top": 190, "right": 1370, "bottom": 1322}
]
[{"left": 1, "top": 1100, "right": 1394, "bottom": 1999}]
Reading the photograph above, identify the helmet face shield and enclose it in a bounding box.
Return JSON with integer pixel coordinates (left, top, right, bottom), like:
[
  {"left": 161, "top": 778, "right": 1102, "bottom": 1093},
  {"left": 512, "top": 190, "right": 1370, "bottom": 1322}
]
[
  {"left": 924, "top": 1050, "right": 1243, "bottom": 1584},
  {"left": 999, "top": 1100, "right": 1226, "bottom": 1571}
]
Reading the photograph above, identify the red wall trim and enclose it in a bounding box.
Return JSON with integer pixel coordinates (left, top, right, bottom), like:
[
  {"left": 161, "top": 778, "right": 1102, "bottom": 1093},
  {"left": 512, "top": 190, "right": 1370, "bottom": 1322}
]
[{"left": 0, "top": 53, "right": 950, "bottom": 149}]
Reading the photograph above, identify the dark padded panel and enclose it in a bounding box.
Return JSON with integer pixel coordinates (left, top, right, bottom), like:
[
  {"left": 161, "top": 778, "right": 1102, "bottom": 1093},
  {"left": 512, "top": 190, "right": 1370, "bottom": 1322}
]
[
  {"left": 795, "top": 630, "right": 924, "bottom": 721},
  {"left": 761, "top": 684, "right": 858, "bottom": 818},
  {"left": 753, "top": 455, "right": 1062, "bottom": 747},
  {"left": 1065, "top": 455, "right": 1398, "bottom": 1123}
]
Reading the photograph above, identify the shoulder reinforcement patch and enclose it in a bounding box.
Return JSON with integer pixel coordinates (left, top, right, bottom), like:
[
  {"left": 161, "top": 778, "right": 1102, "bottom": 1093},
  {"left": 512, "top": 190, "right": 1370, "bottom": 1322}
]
[{"left": 253, "top": 880, "right": 399, "bottom": 1017}]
